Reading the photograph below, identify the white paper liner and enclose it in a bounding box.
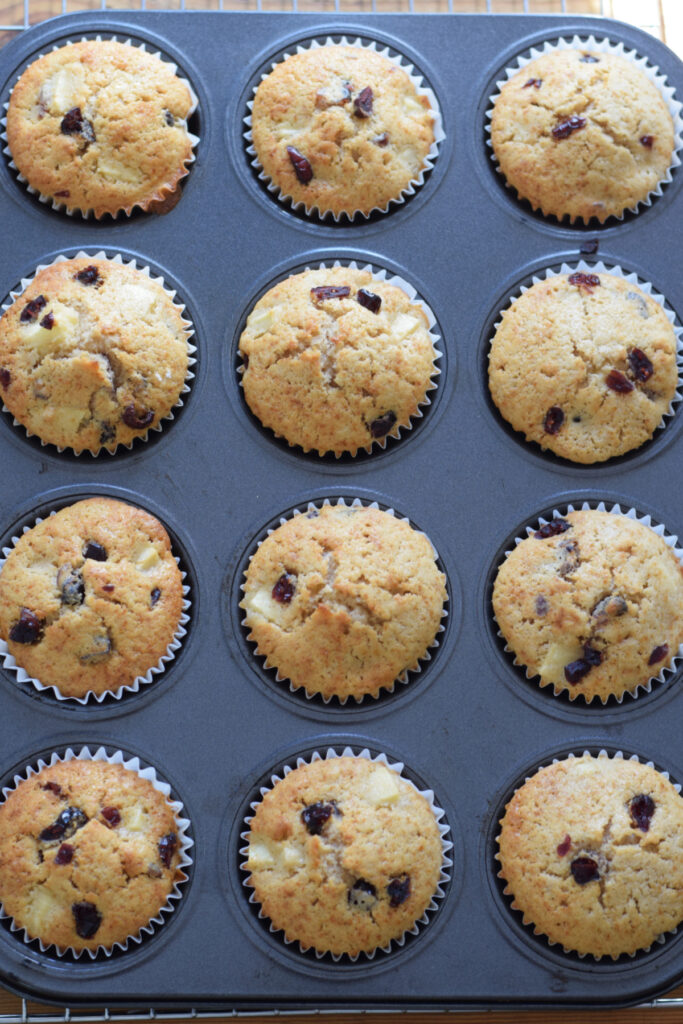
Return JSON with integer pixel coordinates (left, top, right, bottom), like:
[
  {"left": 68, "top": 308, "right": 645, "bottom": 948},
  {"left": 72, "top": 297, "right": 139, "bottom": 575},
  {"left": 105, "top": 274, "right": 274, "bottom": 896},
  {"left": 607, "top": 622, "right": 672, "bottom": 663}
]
[
  {"left": 238, "top": 260, "right": 442, "bottom": 456},
  {"left": 244, "top": 36, "right": 445, "bottom": 222},
  {"left": 493, "top": 501, "right": 683, "bottom": 705},
  {"left": 0, "top": 745, "right": 193, "bottom": 959},
  {"left": 240, "top": 496, "right": 448, "bottom": 705},
  {"left": 495, "top": 748, "right": 681, "bottom": 961},
  {"left": 240, "top": 746, "right": 452, "bottom": 962},
  {"left": 485, "top": 34, "right": 683, "bottom": 224},
  {"left": 1, "top": 35, "right": 200, "bottom": 220},
  {"left": 489, "top": 260, "right": 683, "bottom": 452},
  {"left": 0, "top": 250, "right": 197, "bottom": 456},
  {"left": 0, "top": 507, "right": 191, "bottom": 704}
]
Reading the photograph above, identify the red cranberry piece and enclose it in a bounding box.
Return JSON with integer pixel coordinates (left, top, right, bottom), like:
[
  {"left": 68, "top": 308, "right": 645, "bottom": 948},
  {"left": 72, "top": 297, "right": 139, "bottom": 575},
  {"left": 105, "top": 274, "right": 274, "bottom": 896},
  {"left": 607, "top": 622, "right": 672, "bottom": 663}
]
[
  {"left": 606, "top": 369, "right": 634, "bottom": 394},
  {"left": 564, "top": 659, "right": 592, "bottom": 685},
  {"left": 629, "top": 794, "right": 655, "bottom": 832},
  {"left": 357, "top": 288, "right": 381, "bottom": 314},
  {"left": 54, "top": 189, "right": 70, "bottom": 198},
  {"left": 627, "top": 347, "right": 654, "bottom": 382},
  {"left": 75, "top": 265, "right": 100, "bottom": 286},
  {"left": 582, "top": 643, "right": 603, "bottom": 666},
  {"left": 535, "top": 595, "right": 549, "bottom": 616},
  {"left": 9, "top": 607, "right": 44, "bottom": 645},
  {"left": 150, "top": 587, "right": 161, "bottom": 607},
  {"left": 286, "top": 146, "right": 313, "bottom": 184},
  {"left": 272, "top": 572, "right": 296, "bottom": 603},
  {"left": 158, "top": 832, "right": 178, "bottom": 869},
  {"left": 39, "top": 806, "right": 88, "bottom": 842},
  {"left": 552, "top": 115, "right": 587, "bottom": 140},
  {"left": 101, "top": 806, "right": 121, "bottom": 828},
  {"left": 570, "top": 856, "right": 599, "bottom": 884},
  {"left": 122, "top": 404, "right": 155, "bottom": 429},
  {"left": 373, "top": 132, "right": 389, "bottom": 146},
  {"left": 353, "top": 86, "right": 374, "bottom": 117},
  {"left": 533, "top": 519, "right": 570, "bottom": 540},
  {"left": 20, "top": 295, "right": 47, "bottom": 323},
  {"left": 54, "top": 842, "right": 74, "bottom": 865},
  {"left": 387, "top": 875, "right": 411, "bottom": 907},
  {"left": 0, "top": 368, "right": 10, "bottom": 389},
  {"left": 557, "top": 834, "right": 571, "bottom": 856},
  {"left": 348, "top": 878, "right": 377, "bottom": 908},
  {"left": 301, "top": 801, "right": 335, "bottom": 836},
  {"left": 523, "top": 78, "right": 542, "bottom": 88},
  {"left": 580, "top": 239, "right": 599, "bottom": 255},
  {"left": 648, "top": 643, "right": 669, "bottom": 666},
  {"left": 60, "top": 107, "right": 95, "bottom": 143},
  {"left": 83, "top": 541, "right": 107, "bottom": 561},
  {"left": 369, "top": 411, "right": 397, "bottom": 438},
  {"left": 41, "top": 782, "right": 63, "bottom": 797},
  {"left": 580, "top": 54, "right": 600, "bottom": 63},
  {"left": 543, "top": 405, "right": 564, "bottom": 435},
  {"left": 40, "top": 312, "right": 54, "bottom": 330},
  {"left": 640, "top": 135, "right": 654, "bottom": 148},
  {"left": 102, "top": 583, "right": 114, "bottom": 593},
  {"left": 310, "top": 285, "right": 351, "bottom": 303},
  {"left": 72, "top": 901, "right": 102, "bottom": 939},
  {"left": 568, "top": 272, "right": 600, "bottom": 293}
]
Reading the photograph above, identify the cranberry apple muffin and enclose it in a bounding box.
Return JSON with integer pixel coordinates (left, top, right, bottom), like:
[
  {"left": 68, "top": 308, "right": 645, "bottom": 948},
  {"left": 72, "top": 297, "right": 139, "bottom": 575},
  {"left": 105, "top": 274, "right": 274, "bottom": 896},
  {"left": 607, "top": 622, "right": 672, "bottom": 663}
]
[
  {"left": 6, "top": 40, "right": 195, "bottom": 217},
  {"left": 0, "top": 758, "right": 184, "bottom": 952},
  {"left": 490, "top": 49, "right": 675, "bottom": 222},
  {"left": 498, "top": 755, "right": 683, "bottom": 958},
  {"left": 0, "top": 497, "right": 184, "bottom": 699},
  {"left": 0, "top": 257, "right": 191, "bottom": 453},
  {"left": 245, "top": 756, "right": 443, "bottom": 956}
]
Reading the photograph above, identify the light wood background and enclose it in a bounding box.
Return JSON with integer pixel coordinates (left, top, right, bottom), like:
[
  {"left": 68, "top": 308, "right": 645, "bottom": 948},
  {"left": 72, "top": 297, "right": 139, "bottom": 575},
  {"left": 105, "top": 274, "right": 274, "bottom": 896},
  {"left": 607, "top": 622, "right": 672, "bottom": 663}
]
[{"left": 0, "top": 0, "right": 681, "bottom": 1020}]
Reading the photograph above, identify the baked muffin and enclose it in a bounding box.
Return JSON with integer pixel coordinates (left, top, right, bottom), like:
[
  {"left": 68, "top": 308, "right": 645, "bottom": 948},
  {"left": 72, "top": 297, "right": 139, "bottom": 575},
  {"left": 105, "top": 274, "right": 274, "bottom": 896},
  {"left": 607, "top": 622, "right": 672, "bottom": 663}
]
[
  {"left": 239, "top": 266, "right": 437, "bottom": 455},
  {"left": 246, "top": 756, "right": 443, "bottom": 956},
  {"left": 490, "top": 49, "right": 675, "bottom": 222},
  {"left": 498, "top": 755, "right": 683, "bottom": 958},
  {"left": 250, "top": 45, "right": 435, "bottom": 217},
  {"left": 241, "top": 505, "right": 446, "bottom": 701},
  {"left": 0, "top": 257, "right": 191, "bottom": 453},
  {"left": 488, "top": 271, "right": 679, "bottom": 463},
  {"left": 6, "top": 40, "right": 195, "bottom": 217},
  {"left": 0, "top": 758, "right": 184, "bottom": 952},
  {"left": 492, "top": 509, "right": 683, "bottom": 703},
  {"left": 0, "top": 497, "right": 185, "bottom": 699}
]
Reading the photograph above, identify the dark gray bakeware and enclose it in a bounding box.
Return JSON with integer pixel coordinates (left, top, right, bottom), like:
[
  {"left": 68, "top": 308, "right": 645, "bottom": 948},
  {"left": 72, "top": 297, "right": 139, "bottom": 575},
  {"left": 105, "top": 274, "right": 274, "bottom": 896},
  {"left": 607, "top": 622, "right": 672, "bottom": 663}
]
[{"left": 0, "top": 9, "right": 682, "bottom": 1012}]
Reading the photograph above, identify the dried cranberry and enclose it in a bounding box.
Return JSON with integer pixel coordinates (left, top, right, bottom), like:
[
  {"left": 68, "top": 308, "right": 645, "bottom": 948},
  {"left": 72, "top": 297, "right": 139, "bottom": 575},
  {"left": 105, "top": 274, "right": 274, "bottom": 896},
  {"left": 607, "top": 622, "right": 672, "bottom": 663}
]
[
  {"left": 102, "top": 583, "right": 114, "bottom": 593},
  {"left": 310, "top": 285, "right": 351, "bottom": 303},
  {"left": 568, "top": 272, "right": 600, "bottom": 292},
  {"left": 387, "top": 875, "right": 411, "bottom": 907},
  {"left": 523, "top": 78, "right": 542, "bottom": 89},
  {"left": 357, "top": 288, "right": 381, "bottom": 314},
  {"left": 72, "top": 901, "right": 102, "bottom": 939},
  {"left": 606, "top": 369, "right": 635, "bottom": 394},
  {"left": 552, "top": 115, "right": 587, "bottom": 140},
  {"left": 286, "top": 146, "right": 313, "bottom": 184},
  {"left": 54, "top": 842, "right": 74, "bottom": 865},
  {"left": 556, "top": 834, "right": 571, "bottom": 856},
  {"left": 101, "top": 806, "right": 121, "bottom": 828},
  {"left": 301, "top": 801, "right": 335, "bottom": 836},
  {"left": 158, "top": 832, "right": 178, "bottom": 869},
  {"left": 99, "top": 422, "right": 116, "bottom": 445},
  {"left": 648, "top": 644, "right": 669, "bottom": 666},
  {"left": 20, "top": 295, "right": 47, "bottom": 323},
  {"left": 150, "top": 587, "right": 161, "bottom": 607},
  {"left": 582, "top": 643, "right": 603, "bottom": 666},
  {"left": 629, "top": 794, "right": 655, "bottom": 832},
  {"left": 75, "top": 265, "right": 100, "bottom": 286},
  {"left": 373, "top": 132, "right": 389, "bottom": 146},
  {"left": 272, "top": 572, "right": 296, "bottom": 603},
  {"left": 368, "top": 411, "right": 397, "bottom": 438},
  {"left": 543, "top": 405, "right": 564, "bottom": 435},
  {"left": 40, "top": 312, "right": 54, "bottom": 330},
  {"left": 533, "top": 519, "right": 570, "bottom": 539},
  {"left": 9, "top": 608, "right": 44, "bottom": 645},
  {"left": 353, "top": 86, "right": 373, "bottom": 117},
  {"left": 164, "top": 110, "right": 174, "bottom": 126},
  {"left": 564, "top": 645, "right": 602, "bottom": 685},
  {"left": 535, "top": 595, "right": 549, "bottom": 616},
  {"left": 83, "top": 541, "right": 107, "bottom": 561},
  {"left": 39, "top": 806, "right": 88, "bottom": 842},
  {"left": 580, "top": 54, "right": 600, "bottom": 63},
  {"left": 348, "top": 878, "right": 377, "bottom": 908},
  {"left": 627, "top": 347, "right": 654, "bottom": 382},
  {"left": 42, "top": 782, "right": 63, "bottom": 797},
  {"left": 580, "top": 239, "right": 599, "bottom": 255},
  {"left": 0, "top": 368, "right": 10, "bottom": 389},
  {"left": 54, "top": 189, "right": 70, "bottom": 198},
  {"left": 122, "top": 404, "right": 155, "bottom": 429},
  {"left": 570, "top": 856, "right": 599, "bottom": 884},
  {"left": 60, "top": 107, "right": 95, "bottom": 143},
  {"left": 640, "top": 135, "right": 654, "bottom": 148}
]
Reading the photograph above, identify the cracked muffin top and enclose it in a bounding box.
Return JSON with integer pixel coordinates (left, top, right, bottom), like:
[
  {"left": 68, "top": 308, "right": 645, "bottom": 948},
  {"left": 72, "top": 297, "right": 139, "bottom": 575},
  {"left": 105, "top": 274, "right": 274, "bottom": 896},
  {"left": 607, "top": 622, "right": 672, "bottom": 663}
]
[
  {"left": 250, "top": 45, "right": 435, "bottom": 217},
  {"left": 0, "top": 759, "right": 184, "bottom": 952},
  {"left": 490, "top": 49, "right": 675, "bottom": 222},
  {"left": 498, "top": 755, "right": 683, "bottom": 958},
  {"left": 492, "top": 510, "right": 683, "bottom": 704},
  {"left": 488, "top": 271, "right": 679, "bottom": 464},
  {"left": 0, "top": 497, "right": 184, "bottom": 699},
  {"left": 240, "top": 505, "right": 446, "bottom": 701},
  {"left": 246, "top": 756, "right": 443, "bottom": 956},
  {"left": 6, "top": 40, "right": 195, "bottom": 218},
  {"left": 238, "top": 266, "right": 437, "bottom": 456},
  {"left": 0, "top": 257, "right": 190, "bottom": 454}
]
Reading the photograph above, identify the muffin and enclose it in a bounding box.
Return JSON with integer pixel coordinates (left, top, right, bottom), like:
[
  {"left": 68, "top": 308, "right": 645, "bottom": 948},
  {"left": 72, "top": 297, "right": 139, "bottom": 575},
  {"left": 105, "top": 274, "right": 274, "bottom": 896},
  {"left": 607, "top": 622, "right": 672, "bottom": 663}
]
[
  {"left": 488, "top": 270, "right": 679, "bottom": 463},
  {"left": 0, "top": 497, "right": 185, "bottom": 699},
  {"left": 6, "top": 40, "right": 195, "bottom": 217},
  {"left": 492, "top": 509, "right": 683, "bottom": 703},
  {"left": 498, "top": 755, "right": 683, "bottom": 958},
  {"left": 240, "top": 504, "right": 446, "bottom": 701},
  {"left": 249, "top": 44, "right": 435, "bottom": 217},
  {"left": 0, "top": 257, "right": 191, "bottom": 453},
  {"left": 490, "top": 49, "right": 675, "bottom": 222},
  {"left": 245, "top": 756, "right": 443, "bottom": 957},
  {"left": 0, "top": 758, "right": 184, "bottom": 953},
  {"left": 239, "top": 266, "right": 437, "bottom": 455}
]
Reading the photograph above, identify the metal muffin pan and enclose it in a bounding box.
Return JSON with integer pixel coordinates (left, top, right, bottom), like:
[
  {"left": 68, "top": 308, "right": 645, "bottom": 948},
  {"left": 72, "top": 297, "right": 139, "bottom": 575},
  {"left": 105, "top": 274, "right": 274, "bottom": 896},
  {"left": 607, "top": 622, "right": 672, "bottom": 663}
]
[{"left": 0, "top": 10, "right": 682, "bottom": 1012}]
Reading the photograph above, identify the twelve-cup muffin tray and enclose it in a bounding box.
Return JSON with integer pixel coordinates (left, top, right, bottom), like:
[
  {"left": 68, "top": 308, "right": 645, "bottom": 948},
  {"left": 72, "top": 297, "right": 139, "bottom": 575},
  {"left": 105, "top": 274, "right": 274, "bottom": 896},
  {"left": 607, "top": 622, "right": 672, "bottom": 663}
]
[{"left": 0, "top": 9, "right": 682, "bottom": 1012}]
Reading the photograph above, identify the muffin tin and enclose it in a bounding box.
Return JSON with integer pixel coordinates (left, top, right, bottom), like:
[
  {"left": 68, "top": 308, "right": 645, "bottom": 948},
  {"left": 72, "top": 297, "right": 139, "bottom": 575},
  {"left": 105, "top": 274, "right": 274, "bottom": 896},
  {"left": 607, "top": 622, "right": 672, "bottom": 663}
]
[{"left": 0, "top": 9, "right": 682, "bottom": 1012}]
